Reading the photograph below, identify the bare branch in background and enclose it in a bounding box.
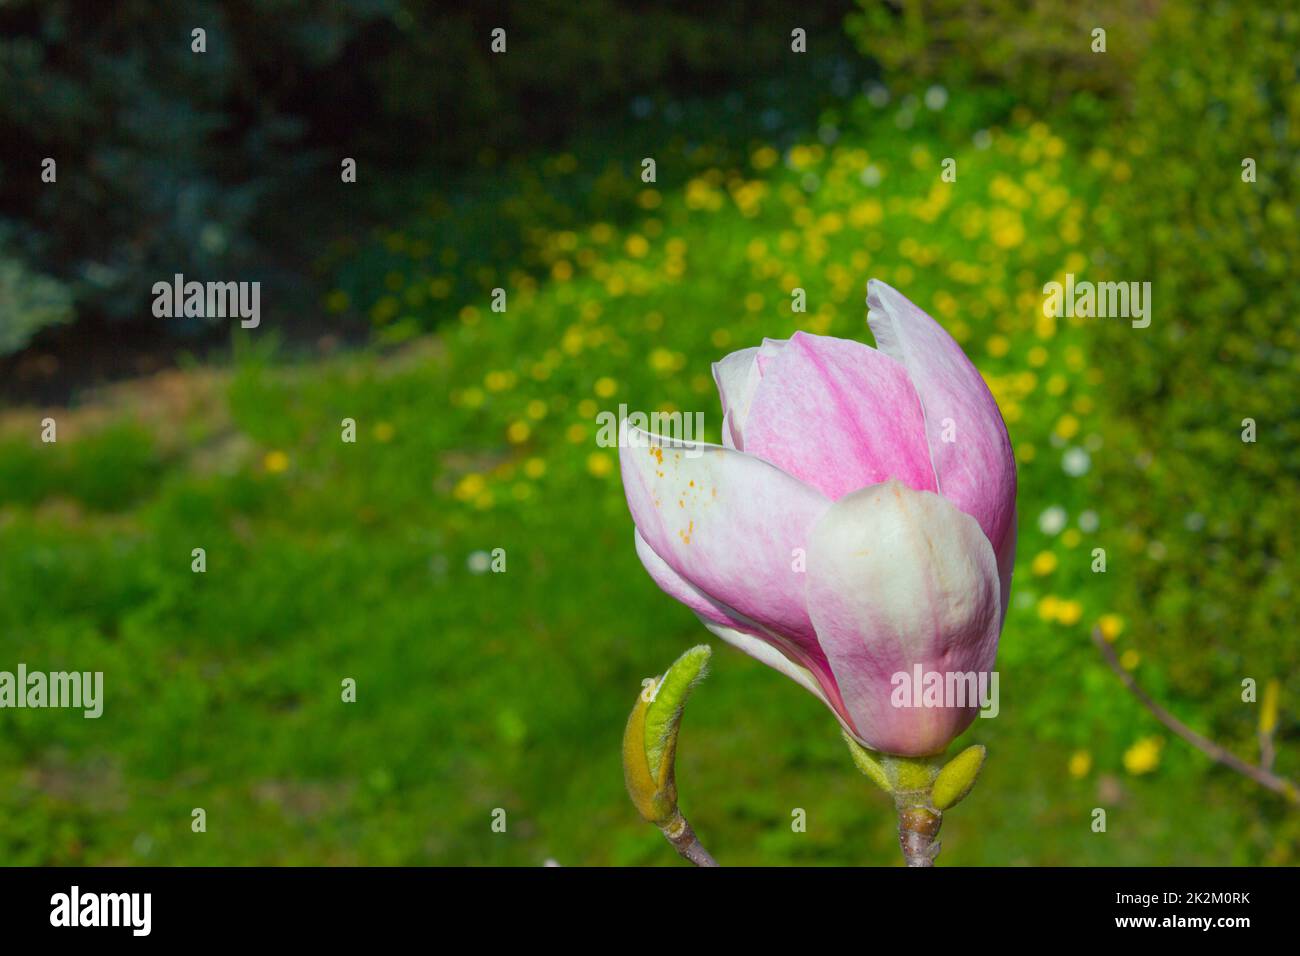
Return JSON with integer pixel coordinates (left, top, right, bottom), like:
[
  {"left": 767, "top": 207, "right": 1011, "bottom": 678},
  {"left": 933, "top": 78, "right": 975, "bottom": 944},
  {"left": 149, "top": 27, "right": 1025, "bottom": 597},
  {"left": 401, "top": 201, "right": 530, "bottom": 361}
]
[{"left": 1092, "top": 628, "right": 1296, "bottom": 803}]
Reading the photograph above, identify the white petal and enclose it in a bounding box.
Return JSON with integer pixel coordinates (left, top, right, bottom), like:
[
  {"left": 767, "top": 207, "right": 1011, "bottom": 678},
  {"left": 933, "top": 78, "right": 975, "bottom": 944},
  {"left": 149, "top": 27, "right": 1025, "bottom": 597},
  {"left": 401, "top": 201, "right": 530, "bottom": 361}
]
[{"left": 806, "top": 480, "right": 1001, "bottom": 754}]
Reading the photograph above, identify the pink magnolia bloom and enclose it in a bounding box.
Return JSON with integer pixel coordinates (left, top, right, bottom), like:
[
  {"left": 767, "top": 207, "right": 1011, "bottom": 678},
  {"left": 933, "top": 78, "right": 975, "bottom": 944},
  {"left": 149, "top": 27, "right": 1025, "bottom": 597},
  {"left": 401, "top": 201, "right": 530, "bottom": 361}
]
[{"left": 619, "top": 280, "right": 1017, "bottom": 756}]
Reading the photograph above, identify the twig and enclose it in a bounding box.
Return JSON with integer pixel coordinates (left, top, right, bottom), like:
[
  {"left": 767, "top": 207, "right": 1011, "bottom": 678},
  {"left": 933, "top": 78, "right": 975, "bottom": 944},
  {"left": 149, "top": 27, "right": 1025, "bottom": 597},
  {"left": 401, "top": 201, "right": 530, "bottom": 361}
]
[
  {"left": 1260, "top": 728, "right": 1276, "bottom": 772},
  {"left": 1091, "top": 628, "right": 1297, "bottom": 802},
  {"left": 897, "top": 806, "right": 941, "bottom": 867},
  {"left": 660, "top": 811, "right": 719, "bottom": 867}
]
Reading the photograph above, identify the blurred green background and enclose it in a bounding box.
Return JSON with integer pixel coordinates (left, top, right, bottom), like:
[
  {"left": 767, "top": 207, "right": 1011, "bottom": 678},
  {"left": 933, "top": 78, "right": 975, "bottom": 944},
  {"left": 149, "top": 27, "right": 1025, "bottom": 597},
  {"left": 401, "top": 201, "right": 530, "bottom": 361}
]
[{"left": 0, "top": 1, "right": 1296, "bottom": 865}]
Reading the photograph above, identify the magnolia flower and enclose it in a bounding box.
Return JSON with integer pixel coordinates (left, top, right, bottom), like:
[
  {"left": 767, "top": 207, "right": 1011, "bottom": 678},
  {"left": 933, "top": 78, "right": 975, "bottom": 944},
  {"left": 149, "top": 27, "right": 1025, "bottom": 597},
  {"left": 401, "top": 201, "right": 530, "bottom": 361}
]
[{"left": 619, "top": 280, "right": 1017, "bottom": 756}]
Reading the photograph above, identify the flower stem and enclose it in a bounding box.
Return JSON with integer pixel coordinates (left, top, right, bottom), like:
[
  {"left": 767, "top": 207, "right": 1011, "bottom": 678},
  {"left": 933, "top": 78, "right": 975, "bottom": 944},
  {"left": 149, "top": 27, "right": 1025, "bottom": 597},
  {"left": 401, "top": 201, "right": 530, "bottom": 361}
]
[
  {"left": 881, "top": 754, "right": 945, "bottom": 867},
  {"left": 896, "top": 805, "right": 942, "bottom": 867},
  {"left": 660, "top": 810, "right": 719, "bottom": 867}
]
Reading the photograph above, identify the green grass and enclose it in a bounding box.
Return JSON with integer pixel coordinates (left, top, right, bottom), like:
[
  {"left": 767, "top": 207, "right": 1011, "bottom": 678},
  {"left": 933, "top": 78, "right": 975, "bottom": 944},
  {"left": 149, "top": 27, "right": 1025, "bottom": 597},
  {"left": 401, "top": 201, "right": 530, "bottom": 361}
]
[{"left": 0, "top": 89, "right": 1291, "bottom": 866}]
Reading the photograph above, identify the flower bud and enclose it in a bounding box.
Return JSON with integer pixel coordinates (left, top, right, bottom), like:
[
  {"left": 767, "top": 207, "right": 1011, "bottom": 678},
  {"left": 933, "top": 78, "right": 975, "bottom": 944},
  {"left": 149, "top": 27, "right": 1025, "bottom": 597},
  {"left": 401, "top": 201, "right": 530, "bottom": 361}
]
[{"left": 622, "top": 645, "right": 711, "bottom": 827}]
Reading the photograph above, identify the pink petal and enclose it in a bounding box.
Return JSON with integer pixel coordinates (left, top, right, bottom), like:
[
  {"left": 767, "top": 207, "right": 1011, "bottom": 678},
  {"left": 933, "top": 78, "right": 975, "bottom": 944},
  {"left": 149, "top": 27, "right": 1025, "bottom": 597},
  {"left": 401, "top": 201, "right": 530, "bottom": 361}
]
[
  {"left": 740, "top": 331, "right": 938, "bottom": 500},
  {"left": 805, "top": 481, "right": 1001, "bottom": 756},
  {"left": 632, "top": 529, "right": 749, "bottom": 632},
  {"left": 619, "top": 424, "right": 831, "bottom": 668},
  {"left": 711, "top": 347, "right": 760, "bottom": 449},
  {"left": 867, "top": 279, "right": 1017, "bottom": 553},
  {"left": 635, "top": 530, "right": 855, "bottom": 731},
  {"left": 754, "top": 337, "right": 787, "bottom": 375},
  {"left": 995, "top": 507, "right": 1017, "bottom": 629}
]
